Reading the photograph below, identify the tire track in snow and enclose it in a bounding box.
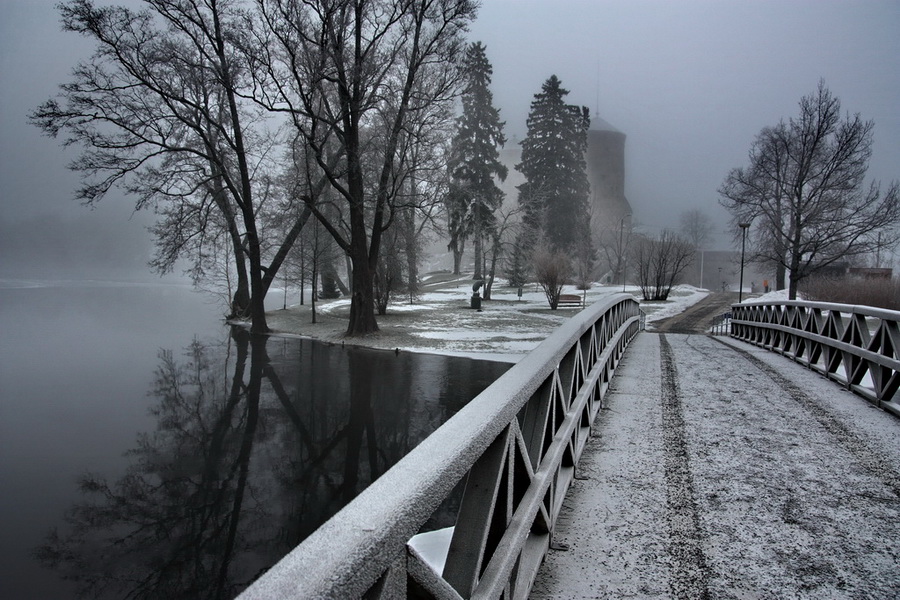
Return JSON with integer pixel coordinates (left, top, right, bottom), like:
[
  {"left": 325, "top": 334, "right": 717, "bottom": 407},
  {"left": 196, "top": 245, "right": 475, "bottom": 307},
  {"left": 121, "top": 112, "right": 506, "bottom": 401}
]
[
  {"left": 711, "top": 337, "right": 900, "bottom": 499},
  {"left": 659, "top": 334, "right": 711, "bottom": 600}
]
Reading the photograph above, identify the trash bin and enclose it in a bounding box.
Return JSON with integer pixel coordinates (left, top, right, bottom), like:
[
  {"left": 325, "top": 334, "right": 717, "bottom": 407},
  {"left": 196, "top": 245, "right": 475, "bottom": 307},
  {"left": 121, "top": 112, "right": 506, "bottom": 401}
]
[{"left": 470, "top": 293, "right": 481, "bottom": 310}]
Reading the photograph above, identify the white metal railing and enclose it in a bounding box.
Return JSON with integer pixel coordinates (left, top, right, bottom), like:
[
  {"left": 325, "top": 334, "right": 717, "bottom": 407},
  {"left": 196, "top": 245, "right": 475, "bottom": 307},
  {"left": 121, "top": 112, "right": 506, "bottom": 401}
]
[
  {"left": 731, "top": 300, "right": 900, "bottom": 418},
  {"left": 709, "top": 312, "right": 731, "bottom": 336},
  {"left": 239, "top": 294, "right": 643, "bottom": 599}
]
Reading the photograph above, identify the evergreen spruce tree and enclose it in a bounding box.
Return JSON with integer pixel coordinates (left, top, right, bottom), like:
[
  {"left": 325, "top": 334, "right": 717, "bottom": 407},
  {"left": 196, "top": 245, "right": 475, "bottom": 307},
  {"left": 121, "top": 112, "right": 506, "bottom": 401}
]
[
  {"left": 516, "top": 75, "right": 592, "bottom": 256},
  {"left": 506, "top": 236, "right": 530, "bottom": 288},
  {"left": 446, "top": 42, "right": 507, "bottom": 278}
]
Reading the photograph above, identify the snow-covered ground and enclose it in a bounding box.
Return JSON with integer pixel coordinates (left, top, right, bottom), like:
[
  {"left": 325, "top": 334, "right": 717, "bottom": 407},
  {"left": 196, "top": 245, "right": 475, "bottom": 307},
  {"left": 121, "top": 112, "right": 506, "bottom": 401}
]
[
  {"left": 640, "top": 285, "right": 710, "bottom": 324},
  {"left": 740, "top": 288, "right": 793, "bottom": 303},
  {"left": 270, "top": 280, "right": 710, "bottom": 362}
]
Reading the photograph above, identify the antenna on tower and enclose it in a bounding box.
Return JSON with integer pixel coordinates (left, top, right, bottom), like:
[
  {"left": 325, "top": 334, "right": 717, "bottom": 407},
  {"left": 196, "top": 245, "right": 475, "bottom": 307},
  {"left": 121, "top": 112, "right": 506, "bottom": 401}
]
[{"left": 594, "top": 61, "right": 600, "bottom": 120}]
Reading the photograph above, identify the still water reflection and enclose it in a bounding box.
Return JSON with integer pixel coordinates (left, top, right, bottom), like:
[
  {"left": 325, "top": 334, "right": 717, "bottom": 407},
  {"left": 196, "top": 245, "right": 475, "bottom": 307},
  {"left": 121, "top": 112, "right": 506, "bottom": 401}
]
[{"left": 0, "top": 282, "right": 509, "bottom": 599}]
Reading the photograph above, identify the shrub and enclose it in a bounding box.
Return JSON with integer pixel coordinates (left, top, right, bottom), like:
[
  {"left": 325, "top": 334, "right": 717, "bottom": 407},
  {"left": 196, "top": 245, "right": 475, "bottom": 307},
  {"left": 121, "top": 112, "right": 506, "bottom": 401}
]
[
  {"left": 532, "top": 244, "right": 571, "bottom": 309},
  {"left": 632, "top": 231, "right": 694, "bottom": 301}
]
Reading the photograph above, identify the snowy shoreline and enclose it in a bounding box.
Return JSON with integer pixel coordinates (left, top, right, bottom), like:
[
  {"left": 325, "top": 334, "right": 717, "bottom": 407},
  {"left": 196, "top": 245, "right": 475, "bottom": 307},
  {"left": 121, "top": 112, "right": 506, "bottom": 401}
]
[{"left": 263, "top": 281, "right": 711, "bottom": 362}]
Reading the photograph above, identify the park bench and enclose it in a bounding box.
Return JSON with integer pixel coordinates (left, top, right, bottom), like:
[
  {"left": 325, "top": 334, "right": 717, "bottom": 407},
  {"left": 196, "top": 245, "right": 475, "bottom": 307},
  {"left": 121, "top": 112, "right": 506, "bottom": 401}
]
[{"left": 557, "top": 294, "right": 584, "bottom": 308}]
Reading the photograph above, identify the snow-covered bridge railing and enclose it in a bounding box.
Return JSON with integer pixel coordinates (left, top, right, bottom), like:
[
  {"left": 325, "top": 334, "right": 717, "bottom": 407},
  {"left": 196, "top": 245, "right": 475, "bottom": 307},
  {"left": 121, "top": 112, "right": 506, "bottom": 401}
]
[
  {"left": 731, "top": 300, "right": 900, "bottom": 418},
  {"left": 239, "top": 294, "right": 643, "bottom": 600}
]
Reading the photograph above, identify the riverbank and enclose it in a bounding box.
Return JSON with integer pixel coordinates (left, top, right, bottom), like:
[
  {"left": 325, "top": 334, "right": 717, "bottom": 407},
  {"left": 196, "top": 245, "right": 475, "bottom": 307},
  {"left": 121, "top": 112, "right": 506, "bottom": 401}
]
[{"left": 263, "top": 275, "right": 710, "bottom": 363}]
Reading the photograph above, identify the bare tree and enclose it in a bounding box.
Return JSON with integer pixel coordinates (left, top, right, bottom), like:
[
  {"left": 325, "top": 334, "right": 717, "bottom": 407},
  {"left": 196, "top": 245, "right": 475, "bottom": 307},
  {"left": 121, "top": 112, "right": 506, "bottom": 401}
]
[
  {"left": 532, "top": 242, "right": 571, "bottom": 309},
  {"left": 374, "top": 225, "right": 404, "bottom": 315},
  {"left": 633, "top": 231, "right": 694, "bottom": 301},
  {"left": 246, "top": 0, "right": 475, "bottom": 336},
  {"left": 680, "top": 208, "right": 714, "bottom": 249},
  {"left": 482, "top": 204, "right": 521, "bottom": 300},
  {"left": 396, "top": 86, "right": 457, "bottom": 303},
  {"left": 30, "top": 0, "right": 318, "bottom": 333},
  {"left": 679, "top": 208, "right": 714, "bottom": 288},
  {"left": 573, "top": 235, "right": 595, "bottom": 291},
  {"left": 719, "top": 81, "right": 900, "bottom": 299},
  {"left": 594, "top": 213, "right": 636, "bottom": 285}
]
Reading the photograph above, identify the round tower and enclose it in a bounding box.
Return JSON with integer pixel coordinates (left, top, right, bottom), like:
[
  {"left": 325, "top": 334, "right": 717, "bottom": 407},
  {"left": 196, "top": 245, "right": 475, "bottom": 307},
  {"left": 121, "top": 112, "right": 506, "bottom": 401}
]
[{"left": 586, "top": 118, "right": 631, "bottom": 232}]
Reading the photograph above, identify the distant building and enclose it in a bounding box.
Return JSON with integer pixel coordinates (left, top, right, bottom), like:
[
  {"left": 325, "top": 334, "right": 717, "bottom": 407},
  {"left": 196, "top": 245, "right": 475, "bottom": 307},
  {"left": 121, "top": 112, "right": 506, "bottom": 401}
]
[
  {"left": 849, "top": 267, "right": 893, "bottom": 279},
  {"left": 687, "top": 250, "right": 772, "bottom": 293},
  {"left": 816, "top": 262, "right": 850, "bottom": 278}
]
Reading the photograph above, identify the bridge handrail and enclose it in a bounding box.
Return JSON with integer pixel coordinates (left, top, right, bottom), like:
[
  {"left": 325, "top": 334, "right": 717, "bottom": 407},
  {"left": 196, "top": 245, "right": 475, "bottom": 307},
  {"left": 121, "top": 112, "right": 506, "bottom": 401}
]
[
  {"left": 239, "top": 294, "right": 643, "bottom": 600},
  {"left": 730, "top": 300, "right": 900, "bottom": 417}
]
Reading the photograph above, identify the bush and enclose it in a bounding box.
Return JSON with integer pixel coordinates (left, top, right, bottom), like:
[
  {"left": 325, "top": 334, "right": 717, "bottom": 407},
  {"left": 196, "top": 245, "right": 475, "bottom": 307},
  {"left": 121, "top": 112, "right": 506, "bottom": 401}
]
[
  {"left": 632, "top": 231, "right": 694, "bottom": 301},
  {"left": 800, "top": 276, "right": 900, "bottom": 310},
  {"left": 532, "top": 244, "right": 570, "bottom": 309}
]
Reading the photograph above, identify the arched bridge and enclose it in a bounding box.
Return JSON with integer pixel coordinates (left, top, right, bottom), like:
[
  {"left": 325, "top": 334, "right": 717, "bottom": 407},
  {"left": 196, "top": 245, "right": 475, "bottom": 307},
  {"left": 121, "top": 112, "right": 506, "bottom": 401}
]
[{"left": 240, "top": 295, "right": 900, "bottom": 599}]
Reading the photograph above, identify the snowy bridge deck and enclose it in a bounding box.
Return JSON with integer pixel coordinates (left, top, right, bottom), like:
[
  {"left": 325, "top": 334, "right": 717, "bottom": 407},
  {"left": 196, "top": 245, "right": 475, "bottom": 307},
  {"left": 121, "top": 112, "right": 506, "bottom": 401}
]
[{"left": 531, "top": 332, "right": 900, "bottom": 599}]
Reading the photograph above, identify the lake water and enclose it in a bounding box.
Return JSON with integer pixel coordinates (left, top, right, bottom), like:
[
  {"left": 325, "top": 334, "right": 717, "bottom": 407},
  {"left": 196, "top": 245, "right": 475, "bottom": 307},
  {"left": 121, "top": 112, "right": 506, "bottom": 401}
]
[{"left": 0, "top": 280, "right": 510, "bottom": 599}]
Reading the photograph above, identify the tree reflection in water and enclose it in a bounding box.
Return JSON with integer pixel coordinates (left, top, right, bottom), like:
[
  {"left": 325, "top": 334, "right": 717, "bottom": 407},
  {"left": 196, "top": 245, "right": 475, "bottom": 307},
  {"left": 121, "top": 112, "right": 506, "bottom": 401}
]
[{"left": 35, "top": 328, "right": 508, "bottom": 599}]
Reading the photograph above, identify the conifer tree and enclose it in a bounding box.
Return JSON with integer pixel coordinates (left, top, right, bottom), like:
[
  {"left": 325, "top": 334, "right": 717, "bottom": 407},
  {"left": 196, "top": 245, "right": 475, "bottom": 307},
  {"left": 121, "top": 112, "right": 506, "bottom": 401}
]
[
  {"left": 505, "top": 238, "right": 529, "bottom": 288},
  {"left": 516, "top": 75, "right": 592, "bottom": 256},
  {"left": 446, "top": 42, "right": 507, "bottom": 278}
]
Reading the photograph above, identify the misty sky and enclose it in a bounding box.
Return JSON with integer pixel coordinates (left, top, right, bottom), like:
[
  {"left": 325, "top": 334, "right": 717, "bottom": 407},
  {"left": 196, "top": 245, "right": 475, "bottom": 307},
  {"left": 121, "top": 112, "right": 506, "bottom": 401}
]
[{"left": 1, "top": 0, "right": 898, "bottom": 269}]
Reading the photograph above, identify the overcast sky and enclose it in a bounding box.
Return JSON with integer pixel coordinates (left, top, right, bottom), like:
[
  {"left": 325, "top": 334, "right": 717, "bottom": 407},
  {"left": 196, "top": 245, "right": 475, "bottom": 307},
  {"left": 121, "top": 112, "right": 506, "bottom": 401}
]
[
  {"left": 1, "top": 0, "right": 898, "bottom": 264},
  {"left": 467, "top": 0, "right": 900, "bottom": 246}
]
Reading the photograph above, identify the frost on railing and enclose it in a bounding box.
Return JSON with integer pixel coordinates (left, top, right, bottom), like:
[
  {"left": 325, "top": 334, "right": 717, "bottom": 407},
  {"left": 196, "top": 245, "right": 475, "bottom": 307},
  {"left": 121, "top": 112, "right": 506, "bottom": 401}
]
[
  {"left": 731, "top": 300, "right": 900, "bottom": 417},
  {"left": 239, "top": 294, "right": 643, "bottom": 600}
]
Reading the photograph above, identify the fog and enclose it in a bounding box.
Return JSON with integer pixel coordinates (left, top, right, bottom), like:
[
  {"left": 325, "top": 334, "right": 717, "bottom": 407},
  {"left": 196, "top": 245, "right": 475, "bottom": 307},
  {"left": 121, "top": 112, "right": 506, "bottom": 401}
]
[
  {"left": 467, "top": 0, "right": 900, "bottom": 247},
  {"left": 1, "top": 0, "right": 897, "bottom": 276}
]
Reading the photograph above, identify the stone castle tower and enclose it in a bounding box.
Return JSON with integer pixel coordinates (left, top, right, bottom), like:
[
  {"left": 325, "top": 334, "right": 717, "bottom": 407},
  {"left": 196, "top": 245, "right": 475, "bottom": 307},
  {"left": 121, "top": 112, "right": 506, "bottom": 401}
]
[{"left": 585, "top": 117, "right": 631, "bottom": 231}]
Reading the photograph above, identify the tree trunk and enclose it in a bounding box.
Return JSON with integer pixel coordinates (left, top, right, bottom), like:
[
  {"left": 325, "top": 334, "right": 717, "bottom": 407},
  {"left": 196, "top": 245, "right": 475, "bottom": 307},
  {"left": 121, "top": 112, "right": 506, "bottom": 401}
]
[
  {"left": 347, "top": 235, "right": 379, "bottom": 335},
  {"left": 299, "top": 238, "right": 306, "bottom": 305},
  {"left": 406, "top": 243, "right": 418, "bottom": 300},
  {"left": 230, "top": 253, "right": 250, "bottom": 320},
  {"left": 334, "top": 267, "right": 350, "bottom": 296},
  {"left": 484, "top": 233, "right": 501, "bottom": 300},
  {"left": 774, "top": 194, "right": 787, "bottom": 291},
  {"left": 450, "top": 239, "right": 464, "bottom": 275},
  {"left": 208, "top": 171, "right": 249, "bottom": 319},
  {"left": 788, "top": 272, "right": 800, "bottom": 300},
  {"left": 261, "top": 204, "right": 312, "bottom": 297},
  {"left": 788, "top": 245, "right": 801, "bottom": 300},
  {"left": 246, "top": 239, "right": 269, "bottom": 333},
  {"left": 787, "top": 209, "right": 802, "bottom": 300},
  {"left": 311, "top": 243, "right": 318, "bottom": 324},
  {"left": 473, "top": 206, "right": 483, "bottom": 280},
  {"left": 214, "top": 10, "right": 267, "bottom": 334},
  {"left": 347, "top": 280, "right": 378, "bottom": 334},
  {"left": 403, "top": 184, "right": 418, "bottom": 298}
]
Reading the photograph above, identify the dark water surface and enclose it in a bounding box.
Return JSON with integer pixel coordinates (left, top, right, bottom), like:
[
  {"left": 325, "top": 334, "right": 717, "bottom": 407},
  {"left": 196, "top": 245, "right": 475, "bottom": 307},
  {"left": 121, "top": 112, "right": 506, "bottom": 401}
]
[{"left": 0, "top": 280, "right": 510, "bottom": 599}]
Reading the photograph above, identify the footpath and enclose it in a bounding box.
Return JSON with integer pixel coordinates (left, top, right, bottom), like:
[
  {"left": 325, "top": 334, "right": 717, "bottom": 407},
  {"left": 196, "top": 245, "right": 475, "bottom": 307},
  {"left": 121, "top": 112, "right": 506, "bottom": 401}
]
[{"left": 530, "top": 332, "right": 900, "bottom": 599}]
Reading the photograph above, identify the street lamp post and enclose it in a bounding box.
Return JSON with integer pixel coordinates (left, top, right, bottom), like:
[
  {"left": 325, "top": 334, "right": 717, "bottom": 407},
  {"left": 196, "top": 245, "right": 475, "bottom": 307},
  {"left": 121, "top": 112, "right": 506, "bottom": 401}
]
[
  {"left": 738, "top": 222, "right": 751, "bottom": 303},
  {"left": 619, "top": 212, "right": 631, "bottom": 293}
]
